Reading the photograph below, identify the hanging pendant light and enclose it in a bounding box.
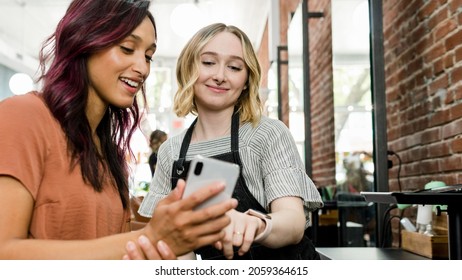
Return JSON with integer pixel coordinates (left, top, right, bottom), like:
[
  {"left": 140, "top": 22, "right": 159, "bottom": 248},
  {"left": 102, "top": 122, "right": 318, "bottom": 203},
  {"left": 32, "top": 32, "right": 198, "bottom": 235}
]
[
  {"left": 170, "top": 0, "right": 206, "bottom": 39},
  {"left": 9, "top": 72, "right": 33, "bottom": 95}
]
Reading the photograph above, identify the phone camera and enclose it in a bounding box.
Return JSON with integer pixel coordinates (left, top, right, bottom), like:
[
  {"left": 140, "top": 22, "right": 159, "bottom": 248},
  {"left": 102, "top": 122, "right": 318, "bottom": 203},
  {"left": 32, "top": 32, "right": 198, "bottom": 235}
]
[{"left": 194, "top": 161, "right": 203, "bottom": 175}]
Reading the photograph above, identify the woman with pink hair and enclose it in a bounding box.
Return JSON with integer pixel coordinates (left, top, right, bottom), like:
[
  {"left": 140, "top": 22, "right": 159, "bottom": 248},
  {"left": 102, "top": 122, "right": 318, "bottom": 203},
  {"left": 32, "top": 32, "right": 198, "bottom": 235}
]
[{"left": 0, "top": 0, "right": 236, "bottom": 260}]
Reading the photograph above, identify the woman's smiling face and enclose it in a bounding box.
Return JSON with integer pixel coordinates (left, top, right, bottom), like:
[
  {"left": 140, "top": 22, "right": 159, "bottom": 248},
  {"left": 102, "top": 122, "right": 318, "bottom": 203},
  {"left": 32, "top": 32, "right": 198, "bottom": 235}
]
[
  {"left": 193, "top": 31, "right": 248, "bottom": 113},
  {"left": 86, "top": 16, "right": 157, "bottom": 110}
]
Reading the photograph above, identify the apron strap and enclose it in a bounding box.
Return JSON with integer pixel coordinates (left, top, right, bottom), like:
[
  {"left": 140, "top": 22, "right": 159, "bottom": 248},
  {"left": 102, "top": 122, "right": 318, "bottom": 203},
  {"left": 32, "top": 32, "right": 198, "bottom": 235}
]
[
  {"left": 175, "top": 118, "right": 197, "bottom": 175},
  {"left": 230, "top": 107, "right": 243, "bottom": 167}
]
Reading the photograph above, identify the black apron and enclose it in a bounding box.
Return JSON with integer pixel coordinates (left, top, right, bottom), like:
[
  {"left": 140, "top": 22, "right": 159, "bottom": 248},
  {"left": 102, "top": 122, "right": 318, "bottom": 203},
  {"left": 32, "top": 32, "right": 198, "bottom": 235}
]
[{"left": 171, "top": 110, "right": 320, "bottom": 260}]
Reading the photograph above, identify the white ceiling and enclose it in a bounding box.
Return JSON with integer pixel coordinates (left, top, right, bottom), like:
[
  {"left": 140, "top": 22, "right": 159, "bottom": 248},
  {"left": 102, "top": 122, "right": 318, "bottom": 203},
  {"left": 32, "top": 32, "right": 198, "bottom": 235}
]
[
  {"left": 0, "top": 0, "right": 270, "bottom": 76},
  {"left": 0, "top": 0, "right": 369, "bottom": 78}
]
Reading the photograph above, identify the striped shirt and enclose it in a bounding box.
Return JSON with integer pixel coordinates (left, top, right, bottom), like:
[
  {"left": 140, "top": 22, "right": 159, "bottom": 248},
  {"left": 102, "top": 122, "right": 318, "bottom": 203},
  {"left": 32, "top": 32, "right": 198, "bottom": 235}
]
[{"left": 139, "top": 116, "right": 323, "bottom": 224}]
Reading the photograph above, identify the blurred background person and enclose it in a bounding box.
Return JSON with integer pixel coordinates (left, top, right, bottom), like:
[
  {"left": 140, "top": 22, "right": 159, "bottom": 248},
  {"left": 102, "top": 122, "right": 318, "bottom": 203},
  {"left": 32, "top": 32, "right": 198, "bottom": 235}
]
[{"left": 148, "top": 129, "right": 168, "bottom": 176}]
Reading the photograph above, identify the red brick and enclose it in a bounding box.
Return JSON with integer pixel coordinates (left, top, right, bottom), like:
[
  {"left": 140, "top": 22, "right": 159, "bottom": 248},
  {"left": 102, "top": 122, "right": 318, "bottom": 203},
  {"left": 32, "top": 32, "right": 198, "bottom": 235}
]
[
  {"left": 445, "top": 29, "right": 462, "bottom": 51},
  {"left": 420, "top": 0, "right": 439, "bottom": 19},
  {"left": 451, "top": 65, "right": 462, "bottom": 83},
  {"left": 431, "top": 108, "right": 451, "bottom": 126},
  {"left": 441, "top": 155, "right": 462, "bottom": 171},
  {"left": 429, "top": 74, "right": 449, "bottom": 93},
  {"left": 442, "top": 118, "right": 462, "bottom": 138},
  {"left": 433, "top": 57, "right": 445, "bottom": 75},
  {"left": 434, "top": 18, "right": 457, "bottom": 41},
  {"left": 424, "top": 42, "right": 446, "bottom": 63},
  {"left": 456, "top": 46, "right": 462, "bottom": 62},
  {"left": 449, "top": 0, "right": 462, "bottom": 13},
  {"left": 427, "top": 142, "right": 450, "bottom": 157},
  {"left": 450, "top": 137, "right": 462, "bottom": 153},
  {"left": 444, "top": 51, "right": 455, "bottom": 68},
  {"left": 428, "top": 6, "right": 449, "bottom": 31},
  {"left": 450, "top": 102, "right": 462, "bottom": 120},
  {"left": 420, "top": 159, "right": 441, "bottom": 174}
]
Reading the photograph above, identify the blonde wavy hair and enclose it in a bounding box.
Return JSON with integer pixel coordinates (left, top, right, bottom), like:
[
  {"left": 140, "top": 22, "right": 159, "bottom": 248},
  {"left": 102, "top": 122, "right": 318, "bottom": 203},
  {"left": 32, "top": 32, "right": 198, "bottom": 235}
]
[{"left": 173, "top": 23, "right": 262, "bottom": 126}]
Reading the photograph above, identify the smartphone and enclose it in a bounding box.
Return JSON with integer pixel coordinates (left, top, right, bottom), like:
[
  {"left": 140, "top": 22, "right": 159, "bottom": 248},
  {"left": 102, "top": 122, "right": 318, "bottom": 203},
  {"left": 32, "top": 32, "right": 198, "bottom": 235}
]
[{"left": 183, "top": 155, "right": 240, "bottom": 210}]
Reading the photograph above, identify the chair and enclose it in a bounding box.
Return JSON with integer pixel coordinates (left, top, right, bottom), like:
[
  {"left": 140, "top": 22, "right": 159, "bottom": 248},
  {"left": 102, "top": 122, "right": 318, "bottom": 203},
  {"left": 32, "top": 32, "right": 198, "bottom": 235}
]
[{"left": 336, "top": 192, "right": 375, "bottom": 247}]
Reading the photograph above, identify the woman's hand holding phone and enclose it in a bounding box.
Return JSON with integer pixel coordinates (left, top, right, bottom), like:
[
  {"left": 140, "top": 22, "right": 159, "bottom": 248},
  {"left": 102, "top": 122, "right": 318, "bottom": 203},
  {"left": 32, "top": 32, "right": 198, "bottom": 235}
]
[{"left": 143, "top": 179, "right": 237, "bottom": 256}]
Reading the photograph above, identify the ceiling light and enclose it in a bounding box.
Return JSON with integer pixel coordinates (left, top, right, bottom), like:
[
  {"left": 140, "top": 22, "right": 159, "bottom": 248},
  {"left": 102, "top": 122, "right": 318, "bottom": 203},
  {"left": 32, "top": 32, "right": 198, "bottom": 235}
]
[
  {"left": 170, "top": 2, "right": 207, "bottom": 39},
  {"left": 9, "top": 72, "right": 33, "bottom": 95}
]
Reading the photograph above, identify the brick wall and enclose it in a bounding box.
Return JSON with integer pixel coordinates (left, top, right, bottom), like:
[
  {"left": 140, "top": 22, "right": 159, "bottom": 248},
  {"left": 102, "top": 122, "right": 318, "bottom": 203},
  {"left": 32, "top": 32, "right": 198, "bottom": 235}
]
[
  {"left": 383, "top": 0, "right": 462, "bottom": 245},
  {"left": 384, "top": 0, "right": 462, "bottom": 191},
  {"left": 308, "top": 0, "right": 336, "bottom": 187}
]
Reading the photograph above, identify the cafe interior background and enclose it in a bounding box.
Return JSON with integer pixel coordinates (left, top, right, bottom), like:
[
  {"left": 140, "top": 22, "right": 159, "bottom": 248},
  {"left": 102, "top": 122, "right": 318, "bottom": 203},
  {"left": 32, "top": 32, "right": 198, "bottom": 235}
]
[{"left": 1, "top": 0, "right": 461, "bottom": 258}]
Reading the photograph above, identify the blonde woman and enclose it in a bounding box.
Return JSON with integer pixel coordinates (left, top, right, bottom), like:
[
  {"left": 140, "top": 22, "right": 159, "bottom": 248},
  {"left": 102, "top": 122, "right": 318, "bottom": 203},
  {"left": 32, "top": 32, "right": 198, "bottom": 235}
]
[{"left": 139, "top": 23, "right": 323, "bottom": 260}]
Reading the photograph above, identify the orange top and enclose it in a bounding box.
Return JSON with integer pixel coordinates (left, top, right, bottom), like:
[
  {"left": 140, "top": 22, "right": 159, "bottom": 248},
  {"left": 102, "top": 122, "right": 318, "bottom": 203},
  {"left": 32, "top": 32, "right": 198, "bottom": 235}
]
[{"left": 0, "top": 92, "right": 130, "bottom": 239}]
